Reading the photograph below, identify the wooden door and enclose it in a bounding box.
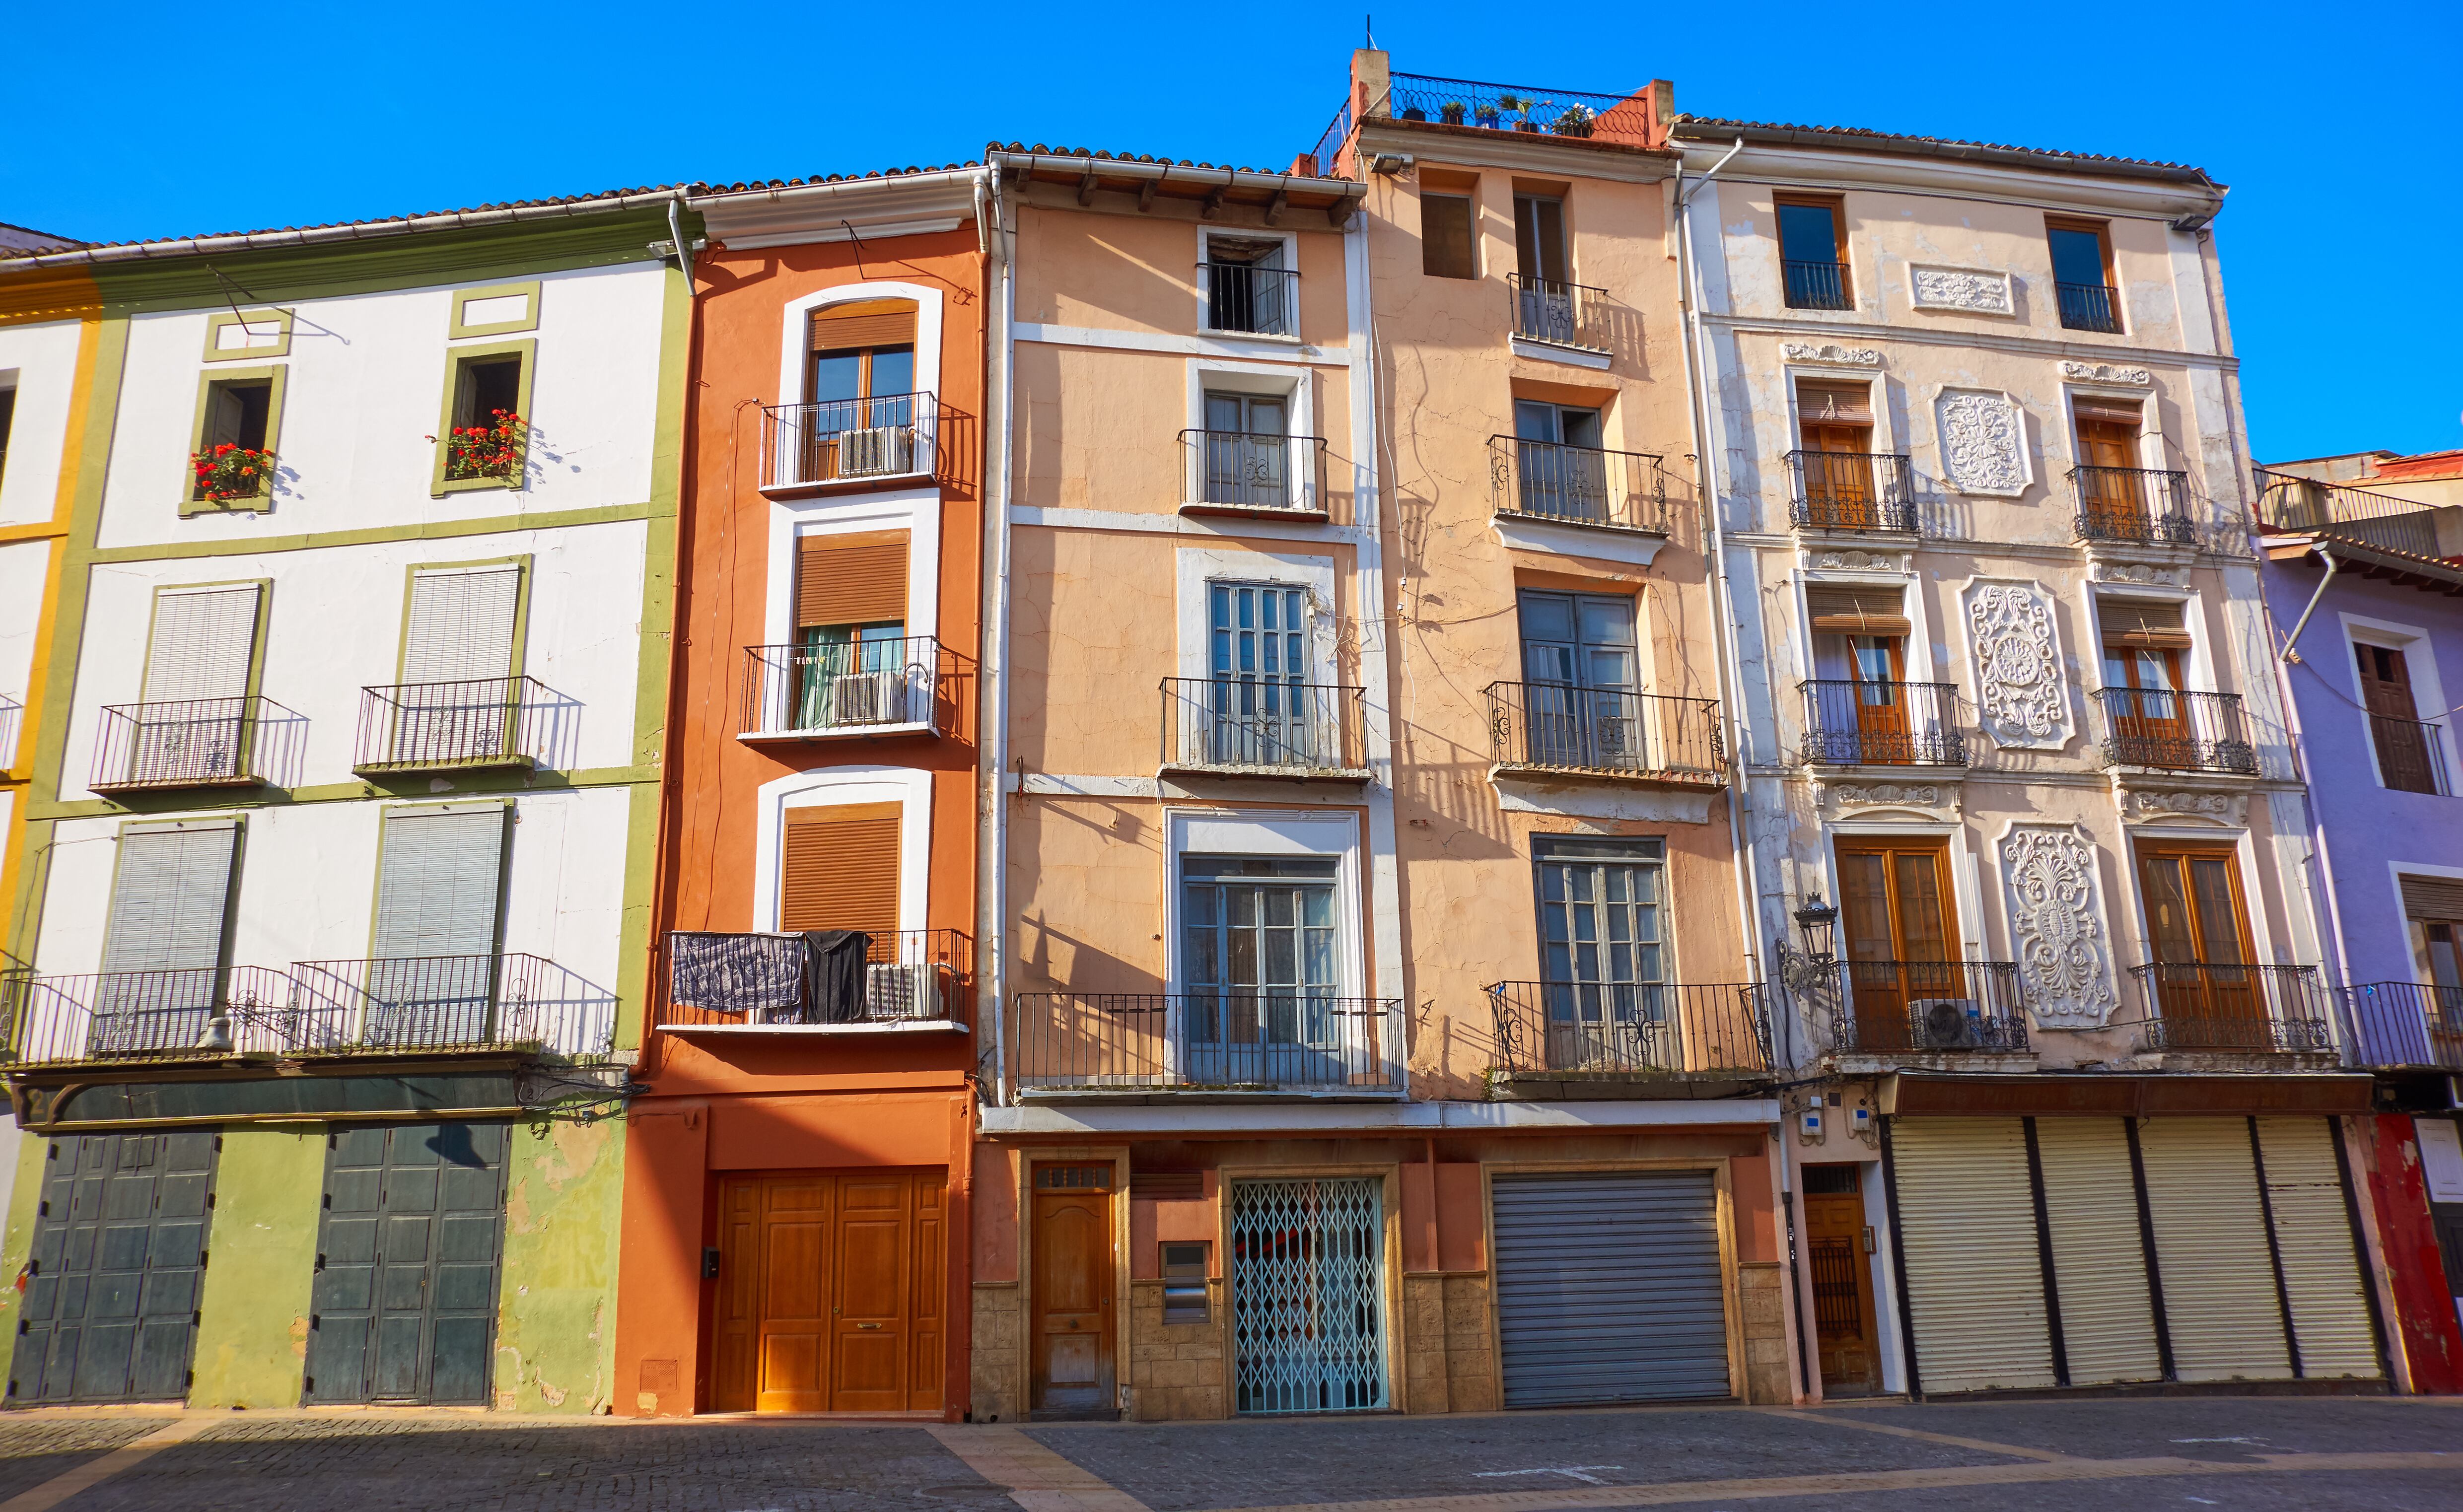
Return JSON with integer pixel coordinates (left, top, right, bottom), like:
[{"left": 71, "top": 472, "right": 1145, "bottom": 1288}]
[
  {"left": 2136, "top": 845, "right": 2261, "bottom": 1043},
  {"left": 2076, "top": 417, "right": 2142, "bottom": 532},
  {"left": 1802, "top": 1179, "right": 1880, "bottom": 1395},
  {"left": 1847, "top": 635, "right": 1909, "bottom": 763},
  {"left": 1031, "top": 1167, "right": 1115, "bottom": 1414},
  {"left": 1835, "top": 841, "right": 1956, "bottom": 1049},
  {"left": 2358, "top": 644, "right": 2437, "bottom": 789},
  {"left": 2103, "top": 644, "right": 2189, "bottom": 766},
  {"left": 1802, "top": 421, "right": 1876, "bottom": 525}
]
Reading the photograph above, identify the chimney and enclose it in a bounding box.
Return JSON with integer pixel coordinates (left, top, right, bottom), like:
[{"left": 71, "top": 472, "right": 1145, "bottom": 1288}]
[{"left": 1352, "top": 48, "right": 1391, "bottom": 121}]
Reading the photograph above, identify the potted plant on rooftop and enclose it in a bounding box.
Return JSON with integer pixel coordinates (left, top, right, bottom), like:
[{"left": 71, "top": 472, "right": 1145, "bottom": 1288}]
[
  {"left": 1474, "top": 100, "right": 1500, "bottom": 127},
  {"left": 1400, "top": 103, "right": 1427, "bottom": 121},
  {"left": 1553, "top": 103, "right": 1595, "bottom": 137},
  {"left": 1440, "top": 99, "right": 1466, "bottom": 126}
]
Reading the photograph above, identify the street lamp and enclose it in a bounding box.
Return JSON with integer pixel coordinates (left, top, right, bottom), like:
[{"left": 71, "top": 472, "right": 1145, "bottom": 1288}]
[{"left": 1792, "top": 894, "right": 1838, "bottom": 963}]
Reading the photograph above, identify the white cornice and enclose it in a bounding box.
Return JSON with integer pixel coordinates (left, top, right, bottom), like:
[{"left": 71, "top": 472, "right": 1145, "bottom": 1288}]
[
  {"left": 1675, "top": 142, "right": 2220, "bottom": 221},
  {"left": 690, "top": 171, "right": 983, "bottom": 247}
]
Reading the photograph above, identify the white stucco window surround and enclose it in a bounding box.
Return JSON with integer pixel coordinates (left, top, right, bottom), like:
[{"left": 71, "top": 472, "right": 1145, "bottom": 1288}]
[
  {"left": 1182, "top": 358, "right": 1321, "bottom": 513},
  {"left": 766, "top": 281, "right": 945, "bottom": 492},
  {"left": 1926, "top": 386, "right": 2034, "bottom": 498},
  {"left": 1780, "top": 360, "right": 1901, "bottom": 474},
  {"left": 1174, "top": 546, "right": 1338, "bottom": 684},
  {"left": 2084, "top": 585, "right": 2215, "bottom": 695},
  {"left": 1792, "top": 564, "right": 1932, "bottom": 683},
  {"left": 763, "top": 484, "right": 941, "bottom": 648},
  {"left": 1196, "top": 227, "right": 1302, "bottom": 342},
  {"left": 1161, "top": 808, "right": 1365, "bottom": 998},
  {"left": 2342, "top": 611, "right": 2458, "bottom": 793},
  {"left": 1825, "top": 818, "right": 1986, "bottom": 960},
  {"left": 2059, "top": 375, "right": 2161, "bottom": 473},
  {"left": 751, "top": 765, "right": 933, "bottom": 933}
]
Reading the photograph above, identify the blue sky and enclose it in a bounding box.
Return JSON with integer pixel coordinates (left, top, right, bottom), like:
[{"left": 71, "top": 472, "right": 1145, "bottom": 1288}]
[{"left": 8, "top": 0, "right": 2454, "bottom": 462}]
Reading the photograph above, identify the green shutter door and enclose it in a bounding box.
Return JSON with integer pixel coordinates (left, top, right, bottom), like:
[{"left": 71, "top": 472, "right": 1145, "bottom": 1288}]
[
  {"left": 307, "top": 1123, "right": 507, "bottom": 1405},
  {"left": 10, "top": 1133, "right": 219, "bottom": 1405},
  {"left": 94, "top": 820, "right": 239, "bottom": 1053},
  {"left": 368, "top": 806, "right": 506, "bottom": 1044}
]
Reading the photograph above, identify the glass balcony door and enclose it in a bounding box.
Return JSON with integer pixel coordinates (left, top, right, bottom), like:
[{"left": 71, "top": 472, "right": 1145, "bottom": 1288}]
[
  {"left": 794, "top": 621, "right": 911, "bottom": 730},
  {"left": 1511, "top": 401, "right": 1606, "bottom": 522},
  {"left": 2137, "top": 845, "right": 2264, "bottom": 1040},
  {"left": 1836, "top": 841, "right": 1957, "bottom": 1050},
  {"left": 1206, "top": 583, "right": 1310, "bottom": 766},
  {"left": 1518, "top": 589, "right": 1638, "bottom": 768},
  {"left": 1181, "top": 855, "right": 1343, "bottom": 1085},
  {"left": 1535, "top": 838, "right": 1665, "bottom": 1069},
  {"left": 1203, "top": 392, "right": 1290, "bottom": 508}
]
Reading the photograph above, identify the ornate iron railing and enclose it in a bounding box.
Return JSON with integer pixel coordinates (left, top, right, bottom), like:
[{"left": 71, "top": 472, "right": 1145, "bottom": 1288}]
[
  {"left": 2071, "top": 466, "right": 2195, "bottom": 546},
  {"left": 1506, "top": 273, "right": 1610, "bottom": 350},
  {"left": 353, "top": 676, "right": 551, "bottom": 773},
  {"left": 288, "top": 954, "right": 613, "bottom": 1056},
  {"left": 1484, "top": 980, "right": 1774, "bottom": 1075},
  {"left": 2254, "top": 467, "right": 2444, "bottom": 558},
  {"left": 761, "top": 392, "right": 939, "bottom": 489},
  {"left": 740, "top": 636, "right": 944, "bottom": 736},
  {"left": 1384, "top": 73, "right": 1655, "bottom": 144},
  {"left": 1010, "top": 992, "right": 1401, "bottom": 1095},
  {"left": 1199, "top": 262, "right": 1298, "bottom": 337},
  {"left": 90, "top": 695, "right": 297, "bottom": 793},
  {"left": 1786, "top": 451, "right": 1915, "bottom": 532},
  {"left": 2342, "top": 980, "right": 2463, "bottom": 1070},
  {"left": 1160, "top": 678, "right": 1367, "bottom": 777},
  {"left": 1800, "top": 681, "right": 1967, "bottom": 767},
  {"left": 2056, "top": 281, "right": 2122, "bottom": 333},
  {"left": 657, "top": 929, "right": 973, "bottom": 1028},
  {"left": 1826, "top": 960, "right": 2028, "bottom": 1054},
  {"left": 1783, "top": 260, "right": 1851, "bottom": 310},
  {"left": 2121, "top": 962, "right": 2334, "bottom": 1053},
  {"left": 2094, "top": 687, "right": 2257, "bottom": 774},
  {"left": 1485, "top": 682, "right": 1722, "bottom": 783},
  {"left": 1488, "top": 435, "right": 1669, "bottom": 533},
  {"left": 1179, "top": 430, "right": 1330, "bottom": 514}
]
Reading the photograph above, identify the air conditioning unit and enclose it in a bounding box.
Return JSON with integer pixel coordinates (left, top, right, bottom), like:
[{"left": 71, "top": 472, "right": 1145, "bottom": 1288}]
[
  {"left": 865, "top": 962, "right": 952, "bottom": 1021},
  {"left": 828, "top": 669, "right": 907, "bottom": 726},
  {"left": 838, "top": 425, "right": 914, "bottom": 478},
  {"left": 1915, "top": 998, "right": 1982, "bottom": 1050}
]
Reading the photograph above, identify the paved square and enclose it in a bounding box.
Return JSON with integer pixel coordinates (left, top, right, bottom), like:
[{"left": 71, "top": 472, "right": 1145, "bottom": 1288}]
[{"left": 0, "top": 1415, "right": 175, "bottom": 1501}]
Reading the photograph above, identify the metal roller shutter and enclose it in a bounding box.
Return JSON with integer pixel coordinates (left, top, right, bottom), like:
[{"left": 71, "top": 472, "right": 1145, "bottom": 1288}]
[
  {"left": 372, "top": 807, "right": 506, "bottom": 962},
  {"left": 141, "top": 586, "right": 260, "bottom": 703},
  {"left": 2254, "top": 1117, "right": 2382, "bottom": 1379},
  {"left": 2138, "top": 1117, "right": 2291, "bottom": 1382},
  {"left": 2034, "top": 1118, "right": 2162, "bottom": 1385},
  {"left": 1890, "top": 1117, "right": 2056, "bottom": 1393},
  {"left": 1491, "top": 1170, "right": 1730, "bottom": 1407}
]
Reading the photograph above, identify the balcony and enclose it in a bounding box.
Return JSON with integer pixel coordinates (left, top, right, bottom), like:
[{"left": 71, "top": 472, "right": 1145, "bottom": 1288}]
[
  {"left": 760, "top": 393, "right": 938, "bottom": 493},
  {"left": 739, "top": 637, "right": 945, "bottom": 741},
  {"left": 1200, "top": 262, "right": 1297, "bottom": 338},
  {"left": 2255, "top": 467, "right": 2450, "bottom": 558},
  {"left": 1800, "top": 681, "right": 1968, "bottom": 767},
  {"left": 1484, "top": 683, "right": 1723, "bottom": 786},
  {"left": 1159, "top": 678, "right": 1369, "bottom": 781},
  {"left": 353, "top": 676, "right": 550, "bottom": 775},
  {"left": 90, "top": 695, "right": 298, "bottom": 794},
  {"left": 1488, "top": 436, "right": 1668, "bottom": 536},
  {"left": 2094, "top": 687, "right": 2257, "bottom": 774},
  {"left": 1381, "top": 72, "right": 1657, "bottom": 146},
  {"left": 0, "top": 954, "right": 611, "bottom": 1068},
  {"left": 1507, "top": 274, "right": 1609, "bottom": 353},
  {"left": 2344, "top": 980, "right": 2463, "bottom": 1070},
  {"left": 1827, "top": 961, "right": 2029, "bottom": 1055},
  {"left": 1786, "top": 451, "right": 1916, "bottom": 533},
  {"left": 2122, "top": 962, "right": 2334, "bottom": 1055},
  {"left": 2370, "top": 714, "right": 2453, "bottom": 796},
  {"left": 1178, "top": 429, "right": 1330, "bottom": 519},
  {"left": 2071, "top": 467, "right": 2195, "bottom": 547},
  {"left": 1010, "top": 991, "right": 1401, "bottom": 1099},
  {"left": 2056, "top": 281, "right": 2122, "bottom": 334},
  {"left": 1484, "top": 980, "right": 1774, "bottom": 1093},
  {"left": 1783, "top": 261, "right": 1852, "bottom": 311},
  {"left": 657, "top": 929, "right": 973, "bottom": 1033}
]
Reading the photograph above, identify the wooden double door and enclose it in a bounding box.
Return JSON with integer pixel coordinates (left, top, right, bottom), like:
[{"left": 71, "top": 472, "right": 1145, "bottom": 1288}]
[
  {"left": 713, "top": 1169, "right": 945, "bottom": 1413},
  {"left": 1835, "top": 838, "right": 1957, "bottom": 1049}
]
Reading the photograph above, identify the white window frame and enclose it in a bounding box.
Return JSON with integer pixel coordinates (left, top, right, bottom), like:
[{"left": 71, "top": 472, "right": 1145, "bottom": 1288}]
[
  {"left": 763, "top": 484, "right": 942, "bottom": 651},
  {"left": 1160, "top": 808, "right": 1363, "bottom": 1000},
  {"left": 1184, "top": 358, "right": 1317, "bottom": 511},
  {"left": 751, "top": 764, "right": 934, "bottom": 934},
  {"left": 1175, "top": 546, "right": 1337, "bottom": 685},
  {"left": 2059, "top": 379, "right": 2160, "bottom": 474},
  {"left": 1195, "top": 228, "right": 1302, "bottom": 341},
  {"left": 2083, "top": 584, "right": 2214, "bottom": 696}
]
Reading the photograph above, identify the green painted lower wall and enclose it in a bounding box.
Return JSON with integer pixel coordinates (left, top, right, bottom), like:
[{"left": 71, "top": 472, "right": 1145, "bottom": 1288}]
[
  {"left": 0, "top": 1126, "right": 51, "bottom": 1386},
  {"left": 190, "top": 1125, "right": 324, "bottom": 1407},
  {"left": 493, "top": 1114, "right": 626, "bottom": 1413}
]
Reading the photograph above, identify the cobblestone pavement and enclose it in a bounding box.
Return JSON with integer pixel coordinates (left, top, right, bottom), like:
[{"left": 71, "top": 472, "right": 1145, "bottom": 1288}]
[{"left": 0, "top": 1397, "right": 2450, "bottom": 1512}]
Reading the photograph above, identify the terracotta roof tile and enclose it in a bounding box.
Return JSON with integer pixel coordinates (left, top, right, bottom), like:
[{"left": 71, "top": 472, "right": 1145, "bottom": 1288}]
[{"left": 1672, "top": 114, "right": 2217, "bottom": 182}]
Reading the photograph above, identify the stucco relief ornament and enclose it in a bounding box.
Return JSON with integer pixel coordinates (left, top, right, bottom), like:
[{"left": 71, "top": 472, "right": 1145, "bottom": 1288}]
[
  {"left": 2058, "top": 360, "right": 2152, "bottom": 386},
  {"left": 1999, "top": 826, "right": 2117, "bottom": 1028},
  {"left": 1910, "top": 266, "right": 2013, "bottom": 314},
  {"left": 1829, "top": 783, "right": 1942, "bottom": 808},
  {"left": 1810, "top": 549, "right": 1909, "bottom": 572},
  {"left": 1781, "top": 342, "right": 1883, "bottom": 367},
  {"left": 1935, "top": 390, "right": 2028, "bottom": 494},
  {"left": 1964, "top": 582, "right": 2071, "bottom": 749}
]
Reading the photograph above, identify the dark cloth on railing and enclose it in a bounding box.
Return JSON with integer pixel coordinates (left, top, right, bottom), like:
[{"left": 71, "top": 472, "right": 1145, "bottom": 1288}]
[
  {"left": 800, "top": 931, "right": 871, "bottom": 1024},
  {"left": 668, "top": 930, "right": 806, "bottom": 1020}
]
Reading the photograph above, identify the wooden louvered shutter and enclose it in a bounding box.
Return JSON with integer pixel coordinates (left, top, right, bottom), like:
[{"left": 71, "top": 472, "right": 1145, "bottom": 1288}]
[
  {"left": 373, "top": 807, "right": 506, "bottom": 960},
  {"left": 797, "top": 532, "right": 910, "bottom": 629},
  {"left": 2100, "top": 599, "right": 2192, "bottom": 650},
  {"left": 2401, "top": 875, "right": 2463, "bottom": 923},
  {"left": 809, "top": 301, "right": 917, "bottom": 353},
  {"left": 402, "top": 565, "right": 522, "bottom": 685},
  {"left": 779, "top": 803, "right": 900, "bottom": 940},
  {"left": 142, "top": 586, "right": 261, "bottom": 703},
  {"left": 101, "top": 821, "right": 240, "bottom": 974},
  {"left": 1806, "top": 585, "right": 1910, "bottom": 636},
  {"left": 1796, "top": 381, "right": 1872, "bottom": 423}
]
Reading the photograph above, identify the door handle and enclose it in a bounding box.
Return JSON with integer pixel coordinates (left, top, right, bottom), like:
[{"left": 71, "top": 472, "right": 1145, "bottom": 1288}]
[{"left": 856, "top": 1322, "right": 883, "bottom": 1330}]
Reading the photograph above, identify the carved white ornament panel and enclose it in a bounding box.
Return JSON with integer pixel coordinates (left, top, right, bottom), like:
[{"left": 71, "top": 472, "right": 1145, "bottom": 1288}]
[
  {"left": 2058, "top": 360, "right": 2151, "bottom": 386},
  {"left": 1964, "top": 580, "right": 2071, "bottom": 749},
  {"left": 2120, "top": 788, "right": 2248, "bottom": 825},
  {"left": 1999, "top": 825, "right": 2117, "bottom": 1028},
  {"left": 2091, "top": 559, "right": 2189, "bottom": 589},
  {"left": 1935, "top": 389, "right": 2029, "bottom": 494},
  {"left": 1782, "top": 342, "right": 1883, "bottom": 367},
  {"left": 1909, "top": 265, "right": 2014, "bottom": 315},
  {"left": 1806, "top": 548, "right": 1913, "bottom": 573}
]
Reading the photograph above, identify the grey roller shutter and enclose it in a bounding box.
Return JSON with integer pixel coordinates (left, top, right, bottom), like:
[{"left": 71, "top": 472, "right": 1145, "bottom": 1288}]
[
  {"left": 100, "top": 822, "right": 238, "bottom": 974},
  {"left": 2400, "top": 876, "right": 2463, "bottom": 923},
  {"left": 2254, "top": 1117, "right": 2382, "bottom": 1379},
  {"left": 2138, "top": 1117, "right": 2292, "bottom": 1382},
  {"left": 372, "top": 807, "right": 505, "bottom": 961},
  {"left": 1491, "top": 1170, "right": 1730, "bottom": 1406},
  {"left": 2034, "top": 1117, "right": 2162, "bottom": 1385},
  {"left": 141, "top": 586, "right": 260, "bottom": 703},
  {"left": 400, "top": 566, "right": 521, "bottom": 686},
  {"left": 1891, "top": 1117, "right": 2057, "bottom": 1393}
]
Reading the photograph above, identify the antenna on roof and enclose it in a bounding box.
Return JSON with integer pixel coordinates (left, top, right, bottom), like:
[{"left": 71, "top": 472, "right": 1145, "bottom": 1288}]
[{"left": 1365, "top": 13, "right": 1373, "bottom": 47}]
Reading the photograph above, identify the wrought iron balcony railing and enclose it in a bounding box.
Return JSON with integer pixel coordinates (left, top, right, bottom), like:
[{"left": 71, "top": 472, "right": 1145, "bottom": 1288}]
[
  {"left": 740, "top": 637, "right": 943, "bottom": 737},
  {"left": 1010, "top": 991, "right": 1401, "bottom": 1096},
  {"left": 2094, "top": 687, "right": 2257, "bottom": 774},
  {"left": 1179, "top": 430, "right": 1330, "bottom": 514},
  {"left": 2370, "top": 714, "right": 2453, "bottom": 795},
  {"left": 1160, "top": 678, "right": 1368, "bottom": 778},
  {"left": 2254, "top": 467, "right": 2445, "bottom": 558},
  {"left": 287, "top": 954, "right": 613, "bottom": 1056},
  {"left": 2343, "top": 980, "right": 2463, "bottom": 1071},
  {"left": 658, "top": 929, "right": 974, "bottom": 1029},
  {"left": 1200, "top": 262, "right": 1298, "bottom": 337},
  {"left": 1800, "top": 681, "right": 1968, "bottom": 767},
  {"left": 1383, "top": 73, "right": 1655, "bottom": 145},
  {"left": 90, "top": 695, "right": 297, "bottom": 793},
  {"left": 2056, "top": 281, "right": 2122, "bottom": 333},
  {"left": 1507, "top": 273, "right": 1610, "bottom": 351},
  {"left": 1488, "top": 435, "right": 1669, "bottom": 533},
  {"left": 1826, "top": 960, "right": 2028, "bottom": 1054},
  {"left": 761, "top": 392, "right": 939, "bottom": 490},
  {"left": 353, "top": 676, "right": 551, "bottom": 774},
  {"left": 2071, "top": 467, "right": 2195, "bottom": 546},
  {"left": 1783, "top": 260, "right": 1851, "bottom": 310},
  {"left": 1484, "top": 980, "right": 1774, "bottom": 1076},
  {"left": 1786, "top": 451, "right": 1916, "bottom": 532},
  {"left": 2123, "top": 962, "right": 2334, "bottom": 1053},
  {"left": 1484, "top": 682, "right": 1723, "bottom": 784}
]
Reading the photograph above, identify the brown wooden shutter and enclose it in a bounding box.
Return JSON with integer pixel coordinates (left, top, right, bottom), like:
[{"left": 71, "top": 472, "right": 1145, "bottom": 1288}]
[
  {"left": 1806, "top": 585, "right": 1911, "bottom": 636},
  {"left": 779, "top": 803, "right": 901, "bottom": 939},
  {"left": 2401, "top": 875, "right": 2463, "bottom": 924},
  {"left": 810, "top": 300, "right": 917, "bottom": 353},
  {"left": 797, "top": 531, "right": 910, "bottom": 628},
  {"left": 2073, "top": 396, "right": 2144, "bottom": 425},
  {"left": 2100, "top": 598, "right": 2192, "bottom": 649},
  {"left": 1796, "top": 381, "right": 1872, "bottom": 423}
]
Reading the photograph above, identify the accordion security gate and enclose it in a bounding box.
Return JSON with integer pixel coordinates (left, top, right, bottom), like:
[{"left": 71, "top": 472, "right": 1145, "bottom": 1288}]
[{"left": 1230, "top": 1177, "right": 1388, "bottom": 1415}]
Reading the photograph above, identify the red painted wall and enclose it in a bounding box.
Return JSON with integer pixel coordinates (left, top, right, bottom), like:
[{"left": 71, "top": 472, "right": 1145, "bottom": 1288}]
[{"left": 2364, "top": 1114, "right": 2463, "bottom": 1393}]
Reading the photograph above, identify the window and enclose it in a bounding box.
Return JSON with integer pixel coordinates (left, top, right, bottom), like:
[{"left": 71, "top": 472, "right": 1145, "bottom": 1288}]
[
  {"left": 2402, "top": 880, "right": 2463, "bottom": 1037},
  {"left": 2359, "top": 644, "right": 2445, "bottom": 794},
  {"left": 781, "top": 802, "right": 901, "bottom": 940},
  {"left": 369, "top": 806, "right": 509, "bottom": 1041},
  {"left": 797, "top": 300, "right": 922, "bottom": 481},
  {"left": 1834, "top": 837, "right": 1958, "bottom": 1047},
  {"left": 2072, "top": 398, "right": 2150, "bottom": 530},
  {"left": 454, "top": 357, "right": 521, "bottom": 433},
  {"left": 1180, "top": 854, "right": 1340, "bottom": 1044},
  {"left": 1806, "top": 586, "right": 1916, "bottom": 765},
  {"left": 431, "top": 340, "right": 535, "bottom": 494},
  {"left": 127, "top": 584, "right": 263, "bottom": 786},
  {"left": 1200, "top": 235, "right": 1293, "bottom": 337},
  {"left": 1532, "top": 835, "right": 1666, "bottom": 1049},
  {"left": 1421, "top": 194, "right": 1477, "bottom": 279},
  {"left": 1794, "top": 381, "right": 1878, "bottom": 526},
  {"left": 1518, "top": 589, "right": 1638, "bottom": 765},
  {"left": 794, "top": 532, "right": 913, "bottom": 729},
  {"left": 1200, "top": 390, "right": 1291, "bottom": 508},
  {"left": 0, "top": 384, "right": 15, "bottom": 486},
  {"left": 186, "top": 368, "right": 285, "bottom": 510},
  {"left": 1509, "top": 400, "right": 1606, "bottom": 521},
  {"left": 1776, "top": 197, "right": 1851, "bottom": 310},
  {"left": 2101, "top": 600, "right": 2192, "bottom": 766},
  {"left": 2136, "top": 842, "right": 2260, "bottom": 1034},
  {"left": 1512, "top": 194, "right": 1567, "bottom": 286},
  {"left": 93, "top": 818, "right": 241, "bottom": 1052},
  {"left": 384, "top": 563, "right": 526, "bottom": 765},
  {"left": 2047, "top": 219, "right": 2120, "bottom": 333}
]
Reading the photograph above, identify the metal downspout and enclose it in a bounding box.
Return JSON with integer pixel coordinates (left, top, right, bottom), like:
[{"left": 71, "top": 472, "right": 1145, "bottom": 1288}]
[{"left": 981, "top": 164, "right": 1017, "bottom": 1106}]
